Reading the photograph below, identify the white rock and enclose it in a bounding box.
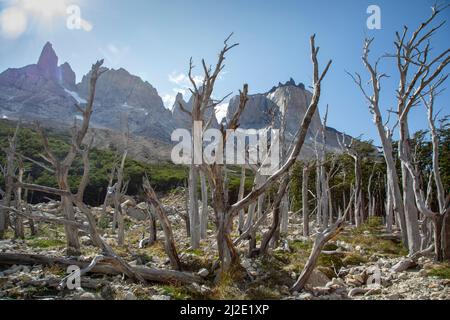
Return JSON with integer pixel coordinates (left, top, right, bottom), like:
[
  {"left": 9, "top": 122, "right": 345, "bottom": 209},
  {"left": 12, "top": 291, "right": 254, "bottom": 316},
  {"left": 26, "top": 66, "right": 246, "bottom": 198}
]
[
  {"left": 79, "top": 292, "right": 97, "bottom": 300},
  {"left": 298, "top": 292, "right": 314, "bottom": 300},
  {"left": 197, "top": 268, "right": 209, "bottom": 277}
]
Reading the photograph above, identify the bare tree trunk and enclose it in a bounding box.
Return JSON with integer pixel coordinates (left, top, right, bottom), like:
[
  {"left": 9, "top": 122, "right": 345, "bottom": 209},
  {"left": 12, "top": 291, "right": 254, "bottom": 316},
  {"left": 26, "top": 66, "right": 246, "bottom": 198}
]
[
  {"left": 421, "top": 217, "right": 433, "bottom": 250},
  {"left": 14, "top": 164, "right": 25, "bottom": 239},
  {"left": 315, "top": 165, "right": 322, "bottom": 228},
  {"left": 102, "top": 166, "right": 116, "bottom": 218},
  {"left": 148, "top": 205, "right": 157, "bottom": 245},
  {"left": 143, "top": 178, "right": 182, "bottom": 271},
  {"left": 354, "top": 155, "right": 363, "bottom": 228},
  {"left": 0, "top": 125, "right": 19, "bottom": 239},
  {"left": 23, "top": 180, "right": 36, "bottom": 236},
  {"left": 189, "top": 166, "right": 200, "bottom": 249},
  {"left": 58, "top": 171, "right": 81, "bottom": 256},
  {"left": 302, "top": 165, "right": 310, "bottom": 237},
  {"left": 259, "top": 176, "right": 289, "bottom": 255},
  {"left": 115, "top": 148, "right": 127, "bottom": 247},
  {"left": 443, "top": 207, "right": 450, "bottom": 260},
  {"left": 280, "top": 192, "right": 290, "bottom": 234},
  {"left": 183, "top": 185, "right": 191, "bottom": 237},
  {"left": 399, "top": 122, "right": 421, "bottom": 254},
  {"left": 200, "top": 170, "right": 209, "bottom": 240},
  {"left": 351, "top": 39, "right": 409, "bottom": 246},
  {"left": 238, "top": 166, "right": 246, "bottom": 234},
  {"left": 386, "top": 180, "right": 394, "bottom": 233}
]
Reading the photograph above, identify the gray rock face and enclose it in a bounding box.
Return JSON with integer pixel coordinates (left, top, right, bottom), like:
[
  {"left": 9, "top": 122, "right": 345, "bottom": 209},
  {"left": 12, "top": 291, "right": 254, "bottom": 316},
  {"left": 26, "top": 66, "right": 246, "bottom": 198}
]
[
  {"left": 0, "top": 55, "right": 77, "bottom": 122},
  {"left": 77, "top": 67, "right": 177, "bottom": 142},
  {"left": 37, "top": 42, "right": 59, "bottom": 81},
  {"left": 59, "top": 62, "right": 76, "bottom": 91},
  {"left": 226, "top": 81, "right": 345, "bottom": 158}
]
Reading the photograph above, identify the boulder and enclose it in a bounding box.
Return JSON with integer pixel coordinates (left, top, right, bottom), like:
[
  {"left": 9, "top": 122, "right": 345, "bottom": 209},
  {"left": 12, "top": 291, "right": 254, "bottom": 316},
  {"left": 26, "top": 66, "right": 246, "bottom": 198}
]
[{"left": 305, "top": 270, "right": 331, "bottom": 288}]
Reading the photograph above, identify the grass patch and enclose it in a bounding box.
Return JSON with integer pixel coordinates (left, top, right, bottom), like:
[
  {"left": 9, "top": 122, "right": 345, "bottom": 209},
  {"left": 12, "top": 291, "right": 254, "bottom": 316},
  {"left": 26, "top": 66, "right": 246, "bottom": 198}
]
[
  {"left": 210, "top": 268, "right": 247, "bottom": 300},
  {"left": 160, "top": 285, "right": 192, "bottom": 300},
  {"left": 351, "top": 217, "right": 384, "bottom": 236},
  {"left": 185, "top": 248, "right": 203, "bottom": 256},
  {"left": 290, "top": 240, "right": 313, "bottom": 251},
  {"left": 98, "top": 215, "right": 110, "bottom": 229},
  {"left": 427, "top": 264, "right": 450, "bottom": 279},
  {"left": 27, "top": 238, "right": 65, "bottom": 249}
]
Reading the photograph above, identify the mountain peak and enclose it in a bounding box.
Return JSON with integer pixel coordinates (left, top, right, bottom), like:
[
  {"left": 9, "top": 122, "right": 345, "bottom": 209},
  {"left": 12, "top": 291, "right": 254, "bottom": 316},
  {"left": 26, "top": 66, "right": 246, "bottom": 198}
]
[
  {"left": 175, "top": 92, "right": 184, "bottom": 101},
  {"left": 267, "top": 78, "right": 306, "bottom": 94},
  {"left": 37, "top": 42, "right": 59, "bottom": 80},
  {"left": 59, "top": 62, "right": 76, "bottom": 90}
]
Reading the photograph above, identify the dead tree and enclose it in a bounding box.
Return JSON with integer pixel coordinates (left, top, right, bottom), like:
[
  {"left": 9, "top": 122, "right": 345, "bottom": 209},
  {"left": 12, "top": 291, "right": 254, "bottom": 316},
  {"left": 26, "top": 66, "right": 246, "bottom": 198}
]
[
  {"left": 188, "top": 167, "right": 200, "bottom": 249},
  {"left": 291, "top": 190, "right": 354, "bottom": 292},
  {"left": 352, "top": 4, "right": 450, "bottom": 254},
  {"left": 101, "top": 159, "right": 118, "bottom": 217},
  {"left": 385, "top": 176, "right": 394, "bottom": 233},
  {"left": 34, "top": 60, "right": 105, "bottom": 256},
  {"left": 143, "top": 177, "right": 182, "bottom": 270},
  {"left": 0, "top": 252, "right": 200, "bottom": 286},
  {"left": 339, "top": 135, "right": 364, "bottom": 228},
  {"left": 199, "top": 170, "right": 209, "bottom": 239},
  {"left": 0, "top": 123, "right": 20, "bottom": 239},
  {"left": 177, "top": 51, "right": 228, "bottom": 249},
  {"left": 258, "top": 175, "right": 290, "bottom": 256},
  {"left": 187, "top": 35, "right": 331, "bottom": 275},
  {"left": 392, "top": 6, "right": 450, "bottom": 254},
  {"left": 279, "top": 99, "right": 291, "bottom": 235},
  {"left": 114, "top": 134, "right": 128, "bottom": 247},
  {"left": 350, "top": 41, "right": 409, "bottom": 247},
  {"left": 13, "top": 157, "right": 25, "bottom": 239},
  {"left": 237, "top": 165, "right": 247, "bottom": 234},
  {"left": 302, "top": 162, "right": 313, "bottom": 237},
  {"left": 401, "top": 87, "right": 450, "bottom": 261},
  {"left": 367, "top": 163, "right": 376, "bottom": 218},
  {"left": 14, "top": 179, "right": 146, "bottom": 283},
  {"left": 75, "top": 136, "right": 94, "bottom": 203},
  {"left": 315, "top": 107, "right": 330, "bottom": 229}
]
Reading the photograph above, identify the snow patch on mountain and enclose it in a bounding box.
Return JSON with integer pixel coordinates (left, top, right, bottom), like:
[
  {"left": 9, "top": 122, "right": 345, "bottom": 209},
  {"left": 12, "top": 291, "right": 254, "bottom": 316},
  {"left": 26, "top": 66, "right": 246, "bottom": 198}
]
[{"left": 64, "top": 88, "right": 87, "bottom": 104}]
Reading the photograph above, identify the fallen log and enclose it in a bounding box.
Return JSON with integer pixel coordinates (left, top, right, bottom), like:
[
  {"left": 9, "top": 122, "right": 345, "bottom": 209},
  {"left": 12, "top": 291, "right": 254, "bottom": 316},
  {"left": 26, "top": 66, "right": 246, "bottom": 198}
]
[
  {"left": 391, "top": 258, "right": 417, "bottom": 273},
  {"left": 0, "top": 252, "right": 203, "bottom": 286}
]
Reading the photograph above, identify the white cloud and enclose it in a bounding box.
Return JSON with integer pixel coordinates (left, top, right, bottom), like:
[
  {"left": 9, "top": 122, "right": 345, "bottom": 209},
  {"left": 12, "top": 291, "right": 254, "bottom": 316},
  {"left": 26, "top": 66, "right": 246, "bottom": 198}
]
[
  {"left": 162, "top": 71, "right": 203, "bottom": 109},
  {"left": 169, "top": 71, "right": 203, "bottom": 87},
  {"left": 0, "top": 6, "right": 27, "bottom": 39}
]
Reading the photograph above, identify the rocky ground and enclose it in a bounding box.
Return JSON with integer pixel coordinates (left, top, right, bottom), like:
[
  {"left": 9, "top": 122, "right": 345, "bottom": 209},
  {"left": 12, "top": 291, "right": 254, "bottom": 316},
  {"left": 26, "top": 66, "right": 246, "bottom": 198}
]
[{"left": 0, "top": 191, "right": 449, "bottom": 300}]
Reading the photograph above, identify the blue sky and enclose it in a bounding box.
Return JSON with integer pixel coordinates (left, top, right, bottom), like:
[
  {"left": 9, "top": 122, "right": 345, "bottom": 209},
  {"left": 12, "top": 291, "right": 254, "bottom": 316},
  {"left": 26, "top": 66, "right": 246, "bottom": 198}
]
[{"left": 0, "top": 0, "right": 449, "bottom": 144}]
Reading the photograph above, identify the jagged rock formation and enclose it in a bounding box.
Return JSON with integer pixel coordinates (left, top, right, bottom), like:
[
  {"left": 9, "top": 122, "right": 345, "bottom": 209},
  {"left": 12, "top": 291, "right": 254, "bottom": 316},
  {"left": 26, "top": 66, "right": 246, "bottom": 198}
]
[
  {"left": 0, "top": 42, "right": 77, "bottom": 122},
  {"left": 77, "top": 67, "right": 177, "bottom": 142}
]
